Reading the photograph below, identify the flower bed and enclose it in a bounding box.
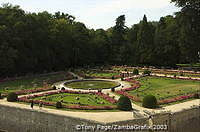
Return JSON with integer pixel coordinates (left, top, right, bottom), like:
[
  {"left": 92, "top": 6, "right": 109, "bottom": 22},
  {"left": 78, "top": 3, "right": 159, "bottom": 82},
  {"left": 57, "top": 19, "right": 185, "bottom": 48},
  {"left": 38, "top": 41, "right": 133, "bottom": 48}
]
[
  {"left": 116, "top": 90, "right": 141, "bottom": 102},
  {"left": 152, "top": 75, "right": 200, "bottom": 81},
  {"left": 18, "top": 90, "right": 117, "bottom": 110},
  {"left": 122, "top": 78, "right": 141, "bottom": 91},
  {"left": 115, "top": 78, "right": 141, "bottom": 102},
  {"left": 158, "top": 94, "right": 196, "bottom": 105},
  {"left": 1, "top": 87, "right": 54, "bottom": 98}
]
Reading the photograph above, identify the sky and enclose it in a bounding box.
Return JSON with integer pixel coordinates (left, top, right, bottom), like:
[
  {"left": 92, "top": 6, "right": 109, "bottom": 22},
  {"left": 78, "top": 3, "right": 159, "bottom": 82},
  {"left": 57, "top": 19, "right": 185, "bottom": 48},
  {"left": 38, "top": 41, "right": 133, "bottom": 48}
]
[{"left": 0, "top": 0, "right": 180, "bottom": 29}]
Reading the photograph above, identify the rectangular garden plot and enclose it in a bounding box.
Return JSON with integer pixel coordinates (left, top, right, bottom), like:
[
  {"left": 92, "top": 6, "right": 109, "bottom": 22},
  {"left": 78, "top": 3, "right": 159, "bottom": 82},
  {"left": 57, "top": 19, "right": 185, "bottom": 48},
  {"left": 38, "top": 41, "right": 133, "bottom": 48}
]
[
  {"left": 117, "top": 76, "right": 200, "bottom": 105},
  {"left": 18, "top": 90, "right": 117, "bottom": 110}
]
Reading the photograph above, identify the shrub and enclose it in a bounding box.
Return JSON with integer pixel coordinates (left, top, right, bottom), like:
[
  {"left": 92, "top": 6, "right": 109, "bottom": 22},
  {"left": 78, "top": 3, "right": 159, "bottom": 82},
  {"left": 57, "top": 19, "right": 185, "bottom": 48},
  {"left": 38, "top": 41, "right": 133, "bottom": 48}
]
[
  {"left": 56, "top": 101, "right": 62, "bottom": 109},
  {"left": 194, "top": 93, "right": 199, "bottom": 99},
  {"left": 61, "top": 87, "right": 65, "bottom": 90},
  {"left": 98, "top": 89, "right": 102, "bottom": 93},
  {"left": 52, "top": 85, "right": 57, "bottom": 90},
  {"left": 133, "top": 69, "right": 139, "bottom": 75},
  {"left": 180, "top": 72, "right": 184, "bottom": 76},
  {"left": 112, "top": 76, "right": 115, "bottom": 80},
  {"left": 117, "top": 96, "right": 132, "bottom": 111},
  {"left": 142, "top": 95, "right": 157, "bottom": 108},
  {"left": 7, "top": 92, "right": 18, "bottom": 102},
  {"left": 143, "top": 70, "right": 151, "bottom": 75},
  {"left": 111, "top": 87, "right": 115, "bottom": 92},
  {"left": 174, "top": 74, "right": 177, "bottom": 77}
]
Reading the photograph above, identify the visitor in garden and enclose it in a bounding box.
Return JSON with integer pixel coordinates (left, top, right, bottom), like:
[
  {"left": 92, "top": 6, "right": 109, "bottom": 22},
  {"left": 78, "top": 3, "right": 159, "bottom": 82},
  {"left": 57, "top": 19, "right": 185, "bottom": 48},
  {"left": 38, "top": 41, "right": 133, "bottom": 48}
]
[
  {"left": 39, "top": 101, "right": 43, "bottom": 110},
  {"left": 31, "top": 100, "right": 34, "bottom": 109},
  {"left": 148, "top": 116, "right": 153, "bottom": 132}
]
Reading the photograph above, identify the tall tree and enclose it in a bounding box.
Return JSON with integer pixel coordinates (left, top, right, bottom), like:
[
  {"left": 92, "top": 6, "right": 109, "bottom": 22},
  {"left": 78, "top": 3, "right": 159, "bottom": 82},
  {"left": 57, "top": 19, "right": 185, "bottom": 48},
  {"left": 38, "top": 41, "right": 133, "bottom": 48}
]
[
  {"left": 136, "top": 15, "right": 155, "bottom": 65},
  {"left": 110, "top": 15, "right": 127, "bottom": 64}
]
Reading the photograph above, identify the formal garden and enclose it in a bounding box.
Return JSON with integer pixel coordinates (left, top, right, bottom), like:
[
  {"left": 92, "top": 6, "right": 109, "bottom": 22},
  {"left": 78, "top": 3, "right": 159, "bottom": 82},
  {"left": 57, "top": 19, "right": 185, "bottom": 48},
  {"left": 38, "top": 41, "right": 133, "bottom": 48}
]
[
  {"left": 0, "top": 67, "right": 199, "bottom": 111},
  {"left": 116, "top": 74, "right": 200, "bottom": 108}
]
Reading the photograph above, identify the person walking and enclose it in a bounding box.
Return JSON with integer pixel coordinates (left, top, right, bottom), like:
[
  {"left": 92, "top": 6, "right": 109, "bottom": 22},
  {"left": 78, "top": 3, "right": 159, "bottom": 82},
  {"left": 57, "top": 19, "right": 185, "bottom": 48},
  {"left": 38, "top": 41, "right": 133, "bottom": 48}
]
[
  {"left": 39, "top": 101, "right": 43, "bottom": 110},
  {"left": 148, "top": 116, "right": 153, "bottom": 132},
  {"left": 31, "top": 100, "right": 34, "bottom": 109}
]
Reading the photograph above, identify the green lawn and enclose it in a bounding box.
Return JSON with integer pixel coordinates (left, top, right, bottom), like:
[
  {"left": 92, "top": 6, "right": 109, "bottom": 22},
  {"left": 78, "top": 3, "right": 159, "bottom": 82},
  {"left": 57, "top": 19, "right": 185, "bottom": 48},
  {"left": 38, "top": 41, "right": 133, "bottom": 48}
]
[
  {"left": 177, "top": 63, "right": 200, "bottom": 67},
  {"left": 86, "top": 72, "right": 119, "bottom": 78},
  {"left": 34, "top": 93, "right": 114, "bottom": 106},
  {"left": 128, "top": 77, "right": 200, "bottom": 100},
  {"left": 65, "top": 80, "right": 118, "bottom": 90},
  {"left": 0, "top": 72, "right": 69, "bottom": 94}
]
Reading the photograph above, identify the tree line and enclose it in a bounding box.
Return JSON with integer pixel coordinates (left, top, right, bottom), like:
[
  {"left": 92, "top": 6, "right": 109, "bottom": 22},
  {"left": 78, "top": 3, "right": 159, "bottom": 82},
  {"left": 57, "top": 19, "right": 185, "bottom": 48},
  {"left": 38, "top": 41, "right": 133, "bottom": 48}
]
[{"left": 0, "top": 0, "right": 199, "bottom": 77}]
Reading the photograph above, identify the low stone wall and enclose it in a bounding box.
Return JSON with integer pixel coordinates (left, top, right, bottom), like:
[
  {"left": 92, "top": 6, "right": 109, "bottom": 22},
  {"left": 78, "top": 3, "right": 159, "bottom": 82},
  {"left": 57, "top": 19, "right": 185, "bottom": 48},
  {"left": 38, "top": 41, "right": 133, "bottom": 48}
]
[
  {"left": 0, "top": 104, "right": 199, "bottom": 132},
  {"left": 0, "top": 105, "right": 148, "bottom": 132},
  {"left": 151, "top": 107, "right": 200, "bottom": 132}
]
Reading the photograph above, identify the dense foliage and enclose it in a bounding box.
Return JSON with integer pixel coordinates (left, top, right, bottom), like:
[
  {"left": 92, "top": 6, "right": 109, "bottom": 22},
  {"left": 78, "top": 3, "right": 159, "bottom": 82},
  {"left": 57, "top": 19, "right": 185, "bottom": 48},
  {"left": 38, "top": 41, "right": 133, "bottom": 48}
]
[
  {"left": 7, "top": 92, "right": 18, "bottom": 102},
  {"left": 143, "top": 70, "right": 151, "bottom": 75},
  {"left": 133, "top": 69, "right": 139, "bottom": 75},
  {"left": 142, "top": 95, "right": 157, "bottom": 108},
  {"left": 117, "top": 96, "right": 132, "bottom": 111},
  {"left": 56, "top": 101, "right": 62, "bottom": 109},
  {"left": 0, "top": 2, "right": 199, "bottom": 77}
]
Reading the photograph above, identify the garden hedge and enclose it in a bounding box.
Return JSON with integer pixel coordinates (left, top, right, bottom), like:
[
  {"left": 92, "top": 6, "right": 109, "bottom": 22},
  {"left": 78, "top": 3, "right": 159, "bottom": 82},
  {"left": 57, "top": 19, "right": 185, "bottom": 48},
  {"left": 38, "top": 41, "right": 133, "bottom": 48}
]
[
  {"left": 133, "top": 69, "right": 139, "bottom": 75},
  {"left": 143, "top": 70, "right": 151, "bottom": 75},
  {"left": 7, "top": 92, "right": 18, "bottom": 102},
  {"left": 117, "top": 96, "right": 132, "bottom": 111},
  {"left": 142, "top": 95, "right": 157, "bottom": 108},
  {"left": 56, "top": 101, "right": 62, "bottom": 109}
]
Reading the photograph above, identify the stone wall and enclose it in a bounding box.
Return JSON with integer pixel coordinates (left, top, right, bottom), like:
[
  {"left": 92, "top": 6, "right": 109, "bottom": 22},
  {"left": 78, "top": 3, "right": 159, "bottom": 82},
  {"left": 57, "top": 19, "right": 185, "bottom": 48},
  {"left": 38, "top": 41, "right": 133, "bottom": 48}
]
[
  {"left": 151, "top": 107, "right": 200, "bottom": 132},
  {"left": 0, "top": 104, "right": 199, "bottom": 132}
]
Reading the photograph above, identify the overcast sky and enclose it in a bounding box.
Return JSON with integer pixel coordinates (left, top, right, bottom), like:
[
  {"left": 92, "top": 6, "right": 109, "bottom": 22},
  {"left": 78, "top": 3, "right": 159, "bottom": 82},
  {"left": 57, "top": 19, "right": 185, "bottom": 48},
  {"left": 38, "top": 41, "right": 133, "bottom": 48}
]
[{"left": 0, "top": 0, "right": 180, "bottom": 29}]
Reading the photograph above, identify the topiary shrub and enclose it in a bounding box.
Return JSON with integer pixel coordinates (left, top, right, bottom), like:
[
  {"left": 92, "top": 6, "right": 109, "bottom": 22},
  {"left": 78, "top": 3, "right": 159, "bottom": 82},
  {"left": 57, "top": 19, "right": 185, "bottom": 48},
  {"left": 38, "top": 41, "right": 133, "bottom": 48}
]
[
  {"left": 180, "top": 72, "right": 184, "bottom": 76},
  {"left": 112, "top": 76, "right": 115, "bottom": 80},
  {"left": 111, "top": 87, "right": 115, "bottom": 92},
  {"left": 117, "top": 96, "right": 132, "bottom": 111},
  {"left": 98, "top": 89, "right": 102, "bottom": 93},
  {"left": 133, "top": 69, "right": 139, "bottom": 75},
  {"left": 194, "top": 93, "right": 200, "bottom": 99},
  {"left": 56, "top": 101, "right": 62, "bottom": 109},
  {"left": 142, "top": 95, "right": 157, "bottom": 108},
  {"left": 7, "top": 92, "right": 18, "bottom": 102},
  {"left": 143, "top": 70, "right": 151, "bottom": 75},
  {"left": 52, "top": 85, "right": 57, "bottom": 90},
  {"left": 174, "top": 74, "right": 177, "bottom": 77}
]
